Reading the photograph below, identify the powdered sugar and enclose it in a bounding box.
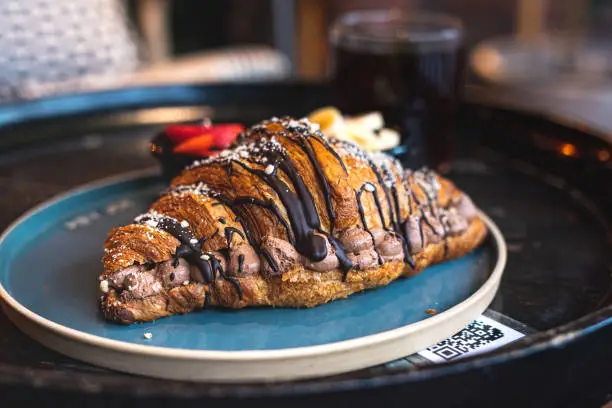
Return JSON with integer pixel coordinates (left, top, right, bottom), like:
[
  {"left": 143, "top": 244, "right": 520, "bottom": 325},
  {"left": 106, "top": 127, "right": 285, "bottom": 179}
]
[
  {"left": 99, "top": 280, "right": 109, "bottom": 293},
  {"left": 134, "top": 210, "right": 177, "bottom": 225},
  {"left": 370, "top": 151, "right": 400, "bottom": 188},
  {"left": 414, "top": 169, "right": 441, "bottom": 201},
  {"left": 169, "top": 182, "right": 213, "bottom": 198},
  {"left": 330, "top": 138, "right": 370, "bottom": 163},
  {"left": 188, "top": 144, "right": 252, "bottom": 169}
]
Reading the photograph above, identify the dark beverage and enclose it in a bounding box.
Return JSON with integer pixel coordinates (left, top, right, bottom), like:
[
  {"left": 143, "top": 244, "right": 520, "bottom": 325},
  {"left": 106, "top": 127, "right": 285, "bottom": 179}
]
[{"left": 330, "top": 11, "right": 465, "bottom": 172}]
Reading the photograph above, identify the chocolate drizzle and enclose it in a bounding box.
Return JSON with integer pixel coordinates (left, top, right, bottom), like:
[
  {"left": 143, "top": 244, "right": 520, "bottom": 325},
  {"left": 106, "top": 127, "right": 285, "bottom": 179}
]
[
  {"left": 127, "top": 116, "right": 461, "bottom": 299},
  {"left": 417, "top": 170, "right": 449, "bottom": 256},
  {"left": 279, "top": 127, "right": 354, "bottom": 272},
  {"left": 367, "top": 161, "right": 395, "bottom": 231},
  {"left": 231, "top": 157, "right": 328, "bottom": 262},
  {"left": 409, "top": 191, "right": 428, "bottom": 248},
  {"left": 355, "top": 183, "right": 383, "bottom": 265},
  {"left": 224, "top": 226, "right": 246, "bottom": 246},
  {"left": 369, "top": 153, "right": 417, "bottom": 268},
  {"left": 369, "top": 182, "right": 389, "bottom": 233},
  {"left": 237, "top": 254, "right": 245, "bottom": 274},
  {"left": 391, "top": 184, "right": 415, "bottom": 267},
  {"left": 401, "top": 219, "right": 414, "bottom": 256},
  {"left": 135, "top": 214, "right": 196, "bottom": 246},
  {"left": 216, "top": 195, "right": 290, "bottom": 244},
  {"left": 328, "top": 235, "right": 354, "bottom": 278},
  {"left": 419, "top": 208, "right": 436, "bottom": 240},
  {"left": 135, "top": 212, "right": 243, "bottom": 300},
  {"left": 261, "top": 248, "right": 279, "bottom": 274},
  {"left": 289, "top": 135, "right": 337, "bottom": 233},
  {"left": 214, "top": 255, "right": 243, "bottom": 299},
  {"left": 211, "top": 195, "right": 280, "bottom": 274},
  {"left": 231, "top": 122, "right": 357, "bottom": 276},
  {"left": 404, "top": 176, "right": 414, "bottom": 216}
]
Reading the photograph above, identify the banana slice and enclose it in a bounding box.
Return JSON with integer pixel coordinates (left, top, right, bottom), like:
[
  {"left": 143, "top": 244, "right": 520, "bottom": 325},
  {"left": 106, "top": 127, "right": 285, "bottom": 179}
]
[
  {"left": 344, "top": 126, "right": 400, "bottom": 151},
  {"left": 345, "top": 123, "right": 377, "bottom": 149},
  {"left": 374, "top": 128, "right": 400, "bottom": 151},
  {"left": 308, "top": 106, "right": 346, "bottom": 136},
  {"left": 345, "top": 111, "right": 384, "bottom": 132},
  {"left": 308, "top": 107, "right": 400, "bottom": 151}
]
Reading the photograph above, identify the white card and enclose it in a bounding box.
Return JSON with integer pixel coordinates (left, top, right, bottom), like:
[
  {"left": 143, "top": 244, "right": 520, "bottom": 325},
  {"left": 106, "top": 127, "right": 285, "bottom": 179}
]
[{"left": 417, "top": 314, "right": 525, "bottom": 363}]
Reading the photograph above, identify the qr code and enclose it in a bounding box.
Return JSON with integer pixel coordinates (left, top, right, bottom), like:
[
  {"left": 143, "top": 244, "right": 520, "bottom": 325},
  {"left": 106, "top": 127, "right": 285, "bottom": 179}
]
[{"left": 426, "top": 320, "right": 504, "bottom": 361}]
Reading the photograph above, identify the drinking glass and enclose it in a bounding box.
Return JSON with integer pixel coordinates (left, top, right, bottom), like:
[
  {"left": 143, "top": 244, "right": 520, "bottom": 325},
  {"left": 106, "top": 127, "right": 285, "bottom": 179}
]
[{"left": 330, "top": 9, "right": 465, "bottom": 172}]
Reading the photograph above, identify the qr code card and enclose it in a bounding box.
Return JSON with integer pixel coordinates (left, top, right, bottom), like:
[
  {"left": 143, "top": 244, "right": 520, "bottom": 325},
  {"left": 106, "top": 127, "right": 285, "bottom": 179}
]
[{"left": 417, "top": 314, "right": 524, "bottom": 363}]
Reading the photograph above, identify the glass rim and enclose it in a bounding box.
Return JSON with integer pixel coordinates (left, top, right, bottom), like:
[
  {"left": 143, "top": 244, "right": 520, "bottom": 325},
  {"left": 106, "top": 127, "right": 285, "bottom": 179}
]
[{"left": 330, "top": 9, "right": 463, "bottom": 53}]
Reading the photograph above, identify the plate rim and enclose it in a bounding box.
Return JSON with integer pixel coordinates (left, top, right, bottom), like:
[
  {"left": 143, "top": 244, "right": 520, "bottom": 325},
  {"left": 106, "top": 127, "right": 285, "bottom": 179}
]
[{"left": 0, "top": 170, "right": 507, "bottom": 363}]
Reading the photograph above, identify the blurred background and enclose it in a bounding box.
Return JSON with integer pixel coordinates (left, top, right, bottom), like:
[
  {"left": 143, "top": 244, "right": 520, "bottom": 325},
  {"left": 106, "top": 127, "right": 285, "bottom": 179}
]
[{"left": 1, "top": 0, "right": 612, "bottom": 101}]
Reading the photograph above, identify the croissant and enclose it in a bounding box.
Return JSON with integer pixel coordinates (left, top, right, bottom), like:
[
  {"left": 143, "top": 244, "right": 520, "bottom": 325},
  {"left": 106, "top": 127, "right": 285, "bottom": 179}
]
[{"left": 99, "top": 117, "right": 487, "bottom": 324}]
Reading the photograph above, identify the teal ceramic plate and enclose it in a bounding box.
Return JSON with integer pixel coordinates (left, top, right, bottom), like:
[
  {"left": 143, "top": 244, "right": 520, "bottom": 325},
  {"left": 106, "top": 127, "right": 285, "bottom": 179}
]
[{"left": 0, "top": 169, "right": 507, "bottom": 382}]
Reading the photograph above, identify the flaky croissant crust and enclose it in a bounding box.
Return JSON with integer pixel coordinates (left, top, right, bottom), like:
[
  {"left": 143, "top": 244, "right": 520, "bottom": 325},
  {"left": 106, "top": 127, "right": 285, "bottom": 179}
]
[{"left": 100, "top": 117, "right": 487, "bottom": 324}]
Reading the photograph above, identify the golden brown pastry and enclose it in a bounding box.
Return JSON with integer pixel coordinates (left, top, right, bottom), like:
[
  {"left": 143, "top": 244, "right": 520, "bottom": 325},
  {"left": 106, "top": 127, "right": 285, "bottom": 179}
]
[{"left": 99, "top": 116, "right": 487, "bottom": 324}]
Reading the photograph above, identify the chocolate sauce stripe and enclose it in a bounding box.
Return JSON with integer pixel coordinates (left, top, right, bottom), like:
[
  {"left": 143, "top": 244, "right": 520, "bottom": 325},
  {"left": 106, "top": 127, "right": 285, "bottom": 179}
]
[
  {"left": 326, "top": 235, "right": 353, "bottom": 277},
  {"left": 310, "top": 132, "right": 349, "bottom": 174},
  {"left": 260, "top": 248, "right": 279, "bottom": 274},
  {"left": 366, "top": 182, "right": 389, "bottom": 234},
  {"left": 230, "top": 144, "right": 329, "bottom": 263},
  {"left": 224, "top": 226, "right": 246, "bottom": 247},
  {"left": 231, "top": 196, "right": 293, "bottom": 244},
  {"left": 404, "top": 177, "right": 414, "bottom": 216},
  {"left": 423, "top": 172, "right": 450, "bottom": 255},
  {"left": 228, "top": 160, "right": 297, "bottom": 245},
  {"left": 355, "top": 184, "right": 383, "bottom": 266},
  {"left": 278, "top": 157, "right": 320, "bottom": 229},
  {"left": 368, "top": 160, "right": 396, "bottom": 231},
  {"left": 135, "top": 199, "right": 244, "bottom": 299},
  {"left": 427, "top": 172, "right": 450, "bottom": 256},
  {"left": 237, "top": 254, "right": 245, "bottom": 274},
  {"left": 391, "top": 185, "right": 416, "bottom": 268},
  {"left": 285, "top": 134, "right": 337, "bottom": 234},
  {"left": 230, "top": 128, "right": 355, "bottom": 274},
  {"left": 281, "top": 135, "right": 353, "bottom": 274}
]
